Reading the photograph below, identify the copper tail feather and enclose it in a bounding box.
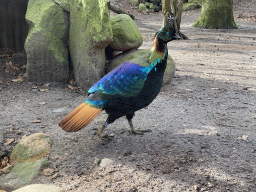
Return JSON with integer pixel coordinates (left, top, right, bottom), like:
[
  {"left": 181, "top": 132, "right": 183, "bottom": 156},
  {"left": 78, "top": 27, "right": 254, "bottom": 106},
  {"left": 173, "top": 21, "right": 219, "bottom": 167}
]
[{"left": 59, "top": 103, "right": 102, "bottom": 132}]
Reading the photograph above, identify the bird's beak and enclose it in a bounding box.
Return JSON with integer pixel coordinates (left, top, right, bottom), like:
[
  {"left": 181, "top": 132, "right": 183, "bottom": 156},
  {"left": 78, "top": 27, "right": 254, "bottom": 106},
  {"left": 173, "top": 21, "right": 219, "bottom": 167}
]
[{"left": 174, "top": 34, "right": 181, "bottom": 39}]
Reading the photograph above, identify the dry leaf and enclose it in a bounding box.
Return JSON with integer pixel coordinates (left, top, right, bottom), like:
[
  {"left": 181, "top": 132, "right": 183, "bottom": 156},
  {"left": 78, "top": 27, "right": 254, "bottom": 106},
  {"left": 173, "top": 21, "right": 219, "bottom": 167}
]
[
  {"left": 32, "top": 119, "right": 42, "bottom": 123},
  {"left": 32, "top": 85, "right": 38, "bottom": 89},
  {"left": 68, "top": 85, "right": 80, "bottom": 91},
  {"left": 49, "top": 172, "right": 59, "bottom": 180},
  {"left": 68, "top": 79, "right": 76, "bottom": 86},
  {"left": 39, "top": 102, "right": 47, "bottom": 105},
  {"left": 39, "top": 89, "right": 48, "bottom": 92},
  {"left": 0, "top": 163, "right": 12, "bottom": 174},
  {"left": 4, "top": 138, "right": 15, "bottom": 146},
  {"left": 0, "top": 157, "right": 8, "bottom": 169},
  {"left": 68, "top": 85, "right": 75, "bottom": 90},
  {"left": 20, "top": 65, "right": 26, "bottom": 69},
  {"left": 11, "top": 76, "right": 23, "bottom": 82},
  {"left": 42, "top": 168, "right": 55, "bottom": 176}
]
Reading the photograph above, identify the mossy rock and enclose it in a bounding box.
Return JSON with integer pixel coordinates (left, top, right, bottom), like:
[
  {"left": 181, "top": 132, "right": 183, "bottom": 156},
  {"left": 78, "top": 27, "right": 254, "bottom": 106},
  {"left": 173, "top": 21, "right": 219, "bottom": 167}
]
[
  {"left": 106, "top": 49, "right": 176, "bottom": 85},
  {"left": 139, "top": 3, "right": 147, "bottom": 11},
  {"left": 13, "top": 184, "right": 64, "bottom": 192},
  {"left": 183, "top": 2, "right": 201, "bottom": 11},
  {"left": 110, "top": 14, "right": 143, "bottom": 51},
  {"left": 69, "top": 0, "right": 113, "bottom": 91},
  {"left": 25, "top": 0, "right": 70, "bottom": 82},
  {"left": 0, "top": 159, "right": 51, "bottom": 191},
  {"left": 52, "top": 0, "right": 70, "bottom": 11},
  {"left": 129, "top": 0, "right": 139, "bottom": 6},
  {"left": 149, "top": 3, "right": 155, "bottom": 9},
  {"left": 193, "top": 0, "right": 238, "bottom": 29},
  {"left": 10, "top": 133, "right": 52, "bottom": 165},
  {"left": 188, "top": 0, "right": 203, "bottom": 5}
]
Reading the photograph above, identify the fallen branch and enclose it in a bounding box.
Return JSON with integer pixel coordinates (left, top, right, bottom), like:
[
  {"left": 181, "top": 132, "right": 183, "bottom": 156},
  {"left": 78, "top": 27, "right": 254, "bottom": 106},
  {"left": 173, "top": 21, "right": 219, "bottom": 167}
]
[{"left": 107, "top": 2, "right": 135, "bottom": 20}]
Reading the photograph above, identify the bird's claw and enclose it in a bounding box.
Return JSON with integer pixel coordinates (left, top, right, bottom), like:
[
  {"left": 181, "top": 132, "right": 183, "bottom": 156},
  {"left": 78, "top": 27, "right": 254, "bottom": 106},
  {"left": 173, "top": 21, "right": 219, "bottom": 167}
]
[{"left": 96, "top": 131, "right": 113, "bottom": 141}]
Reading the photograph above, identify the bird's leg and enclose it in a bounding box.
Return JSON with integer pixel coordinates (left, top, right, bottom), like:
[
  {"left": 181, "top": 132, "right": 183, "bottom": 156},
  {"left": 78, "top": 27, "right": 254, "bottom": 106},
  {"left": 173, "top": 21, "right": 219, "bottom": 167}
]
[
  {"left": 96, "top": 121, "right": 109, "bottom": 141},
  {"left": 126, "top": 114, "right": 151, "bottom": 135},
  {"left": 128, "top": 119, "right": 143, "bottom": 135}
]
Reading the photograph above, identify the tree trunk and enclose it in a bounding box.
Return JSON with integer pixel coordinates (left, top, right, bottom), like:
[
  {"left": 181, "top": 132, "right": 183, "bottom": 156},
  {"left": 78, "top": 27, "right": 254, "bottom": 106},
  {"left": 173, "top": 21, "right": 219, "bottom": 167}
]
[
  {"left": 162, "top": 0, "right": 188, "bottom": 39},
  {"left": 193, "top": 0, "right": 238, "bottom": 29}
]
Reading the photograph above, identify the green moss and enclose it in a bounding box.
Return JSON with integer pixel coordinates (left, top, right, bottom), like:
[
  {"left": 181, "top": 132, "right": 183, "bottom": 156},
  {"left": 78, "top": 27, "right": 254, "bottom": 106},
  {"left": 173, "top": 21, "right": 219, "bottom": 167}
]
[
  {"left": 0, "top": 159, "right": 51, "bottom": 191},
  {"left": 25, "top": 0, "right": 69, "bottom": 63},
  {"left": 70, "top": 0, "right": 112, "bottom": 69},
  {"left": 10, "top": 143, "right": 30, "bottom": 164},
  {"left": 139, "top": 3, "right": 148, "bottom": 11},
  {"left": 25, "top": 0, "right": 55, "bottom": 26},
  {"left": 85, "top": 0, "right": 112, "bottom": 42},
  {"left": 10, "top": 134, "right": 52, "bottom": 165},
  {"left": 149, "top": 3, "right": 155, "bottom": 9},
  {"left": 188, "top": 0, "right": 203, "bottom": 5},
  {"left": 130, "top": 0, "right": 139, "bottom": 6},
  {"left": 53, "top": 0, "right": 70, "bottom": 11},
  {"left": 110, "top": 14, "right": 143, "bottom": 51},
  {"left": 193, "top": 0, "right": 238, "bottom": 29},
  {"left": 183, "top": 2, "right": 200, "bottom": 11}
]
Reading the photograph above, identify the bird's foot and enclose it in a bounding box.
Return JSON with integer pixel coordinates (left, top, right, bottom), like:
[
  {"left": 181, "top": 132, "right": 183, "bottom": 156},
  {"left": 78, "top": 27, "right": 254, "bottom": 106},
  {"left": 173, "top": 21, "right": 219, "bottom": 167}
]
[
  {"left": 96, "top": 131, "right": 114, "bottom": 141},
  {"left": 130, "top": 129, "right": 151, "bottom": 135}
]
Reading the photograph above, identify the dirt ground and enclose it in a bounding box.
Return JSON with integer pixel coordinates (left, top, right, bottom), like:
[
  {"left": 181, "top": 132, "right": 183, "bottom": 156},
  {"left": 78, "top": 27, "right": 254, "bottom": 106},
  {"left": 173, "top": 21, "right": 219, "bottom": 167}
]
[{"left": 0, "top": 0, "right": 256, "bottom": 191}]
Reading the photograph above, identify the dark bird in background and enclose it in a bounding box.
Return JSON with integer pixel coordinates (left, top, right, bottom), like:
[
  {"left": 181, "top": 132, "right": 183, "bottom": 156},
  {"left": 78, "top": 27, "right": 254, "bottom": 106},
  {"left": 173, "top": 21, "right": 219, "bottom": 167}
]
[{"left": 59, "top": 23, "right": 178, "bottom": 140}]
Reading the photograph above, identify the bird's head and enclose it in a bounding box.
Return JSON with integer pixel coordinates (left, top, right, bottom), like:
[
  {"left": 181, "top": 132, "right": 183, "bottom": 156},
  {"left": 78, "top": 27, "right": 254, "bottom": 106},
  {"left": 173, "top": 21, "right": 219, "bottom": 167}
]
[
  {"left": 155, "top": 15, "right": 179, "bottom": 43},
  {"left": 156, "top": 26, "right": 178, "bottom": 43}
]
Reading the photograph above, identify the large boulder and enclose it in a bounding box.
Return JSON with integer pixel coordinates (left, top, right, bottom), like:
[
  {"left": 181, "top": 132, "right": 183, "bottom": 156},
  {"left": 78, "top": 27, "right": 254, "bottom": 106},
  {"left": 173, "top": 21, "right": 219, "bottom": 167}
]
[
  {"left": 13, "top": 184, "right": 64, "bottom": 192},
  {"left": 69, "top": 0, "right": 113, "bottom": 90},
  {"left": 10, "top": 133, "right": 52, "bottom": 165},
  {"left": 52, "top": 0, "right": 70, "bottom": 12},
  {"left": 109, "top": 14, "right": 143, "bottom": 51},
  {"left": 0, "top": 159, "right": 51, "bottom": 191},
  {"left": 25, "top": 0, "right": 70, "bottom": 82},
  {"left": 106, "top": 49, "right": 176, "bottom": 85}
]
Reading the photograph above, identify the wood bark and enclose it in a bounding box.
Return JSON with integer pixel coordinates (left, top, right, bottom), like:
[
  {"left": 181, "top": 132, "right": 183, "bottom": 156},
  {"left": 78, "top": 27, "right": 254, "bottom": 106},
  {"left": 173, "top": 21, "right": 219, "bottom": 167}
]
[
  {"left": 162, "top": 0, "right": 188, "bottom": 39},
  {"left": 107, "top": 2, "right": 135, "bottom": 20},
  {"left": 193, "top": 0, "right": 238, "bottom": 29}
]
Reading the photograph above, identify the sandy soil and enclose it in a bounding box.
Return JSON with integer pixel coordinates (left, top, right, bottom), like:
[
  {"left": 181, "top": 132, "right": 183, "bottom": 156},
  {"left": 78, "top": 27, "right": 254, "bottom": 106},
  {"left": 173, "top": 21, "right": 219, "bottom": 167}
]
[{"left": 0, "top": 0, "right": 256, "bottom": 191}]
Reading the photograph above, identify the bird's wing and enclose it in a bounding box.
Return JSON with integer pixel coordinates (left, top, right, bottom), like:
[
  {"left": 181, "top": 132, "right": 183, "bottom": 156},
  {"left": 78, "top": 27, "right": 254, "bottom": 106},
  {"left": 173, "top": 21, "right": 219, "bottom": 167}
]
[{"left": 88, "top": 61, "right": 152, "bottom": 100}]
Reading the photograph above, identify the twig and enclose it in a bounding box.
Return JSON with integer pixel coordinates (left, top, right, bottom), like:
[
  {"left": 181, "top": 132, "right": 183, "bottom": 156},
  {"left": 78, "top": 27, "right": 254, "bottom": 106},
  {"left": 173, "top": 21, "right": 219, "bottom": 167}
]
[{"left": 107, "top": 2, "right": 135, "bottom": 20}]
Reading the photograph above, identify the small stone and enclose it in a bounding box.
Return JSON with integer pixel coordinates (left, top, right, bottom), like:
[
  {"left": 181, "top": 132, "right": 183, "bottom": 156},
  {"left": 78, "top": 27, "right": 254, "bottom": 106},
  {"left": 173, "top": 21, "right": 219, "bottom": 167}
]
[
  {"left": 193, "top": 184, "right": 201, "bottom": 191},
  {"left": 53, "top": 108, "right": 65, "bottom": 113},
  {"left": 42, "top": 168, "right": 55, "bottom": 176},
  {"left": 207, "top": 182, "right": 214, "bottom": 188},
  {"left": 200, "top": 187, "right": 208, "bottom": 191},
  {"left": 99, "top": 158, "right": 114, "bottom": 168},
  {"left": 123, "top": 150, "right": 132, "bottom": 156}
]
